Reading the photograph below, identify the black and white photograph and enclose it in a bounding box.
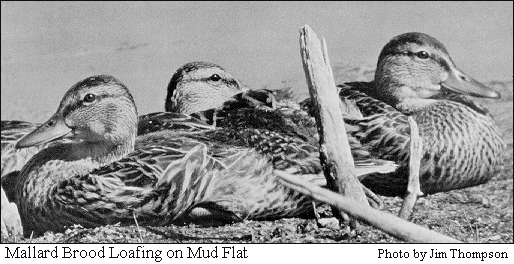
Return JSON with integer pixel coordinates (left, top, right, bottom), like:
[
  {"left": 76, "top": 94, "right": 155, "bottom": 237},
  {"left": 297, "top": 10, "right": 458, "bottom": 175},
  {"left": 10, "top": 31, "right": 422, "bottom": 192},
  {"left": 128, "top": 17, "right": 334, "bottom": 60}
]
[{"left": 1, "top": 1, "right": 512, "bottom": 256}]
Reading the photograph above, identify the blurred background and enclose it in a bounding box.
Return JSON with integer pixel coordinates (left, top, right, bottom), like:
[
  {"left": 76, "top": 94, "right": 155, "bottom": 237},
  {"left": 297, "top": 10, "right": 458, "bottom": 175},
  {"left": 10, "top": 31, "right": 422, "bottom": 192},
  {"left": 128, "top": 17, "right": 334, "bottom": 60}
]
[{"left": 1, "top": 1, "right": 513, "bottom": 122}]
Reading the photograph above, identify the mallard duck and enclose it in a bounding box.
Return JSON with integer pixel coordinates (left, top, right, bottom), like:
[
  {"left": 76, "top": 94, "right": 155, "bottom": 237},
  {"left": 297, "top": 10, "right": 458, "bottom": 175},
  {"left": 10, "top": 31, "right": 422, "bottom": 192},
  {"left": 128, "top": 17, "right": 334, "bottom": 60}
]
[
  {"left": 12, "top": 75, "right": 328, "bottom": 237},
  {"left": 1, "top": 112, "right": 213, "bottom": 204},
  {"left": 1, "top": 61, "right": 244, "bottom": 179},
  {"left": 2, "top": 59, "right": 395, "bottom": 186},
  {"left": 165, "top": 33, "right": 505, "bottom": 198},
  {"left": 302, "top": 32, "right": 505, "bottom": 197},
  {"left": 164, "top": 62, "right": 398, "bottom": 176}
]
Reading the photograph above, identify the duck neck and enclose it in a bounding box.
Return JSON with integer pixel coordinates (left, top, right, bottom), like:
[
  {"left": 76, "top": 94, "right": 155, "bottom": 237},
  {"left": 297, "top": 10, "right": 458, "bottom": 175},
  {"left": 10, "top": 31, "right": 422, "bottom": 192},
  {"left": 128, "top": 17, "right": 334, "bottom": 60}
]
[
  {"left": 69, "top": 138, "right": 134, "bottom": 167},
  {"left": 16, "top": 138, "right": 135, "bottom": 212},
  {"left": 373, "top": 78, "right": 439, "bottom": 115},
  {"left": 372, "top": 69, "right": 403, "bottom": 108},
  {"left": 394, "top": 98, "right": 440, "bottom": 115},
  {"left": 15, "top": 138, "right": 134, "bottom": 235}
]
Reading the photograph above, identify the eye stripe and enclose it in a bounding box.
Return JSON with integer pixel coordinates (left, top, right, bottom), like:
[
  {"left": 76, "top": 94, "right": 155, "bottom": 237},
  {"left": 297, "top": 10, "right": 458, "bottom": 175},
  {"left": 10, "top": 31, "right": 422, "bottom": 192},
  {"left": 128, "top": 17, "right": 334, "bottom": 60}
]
[
  {"left": 386, "top": 51, "right": 431, "bottom": 58},
  {"left": 382, "top": 51, "right": 451, "bottom": 71},
  {"left": 61, "top": 93, "right": 114, "bottom": 117},
  {"left": 197, "top": 77, "right": 239, "bottom": 87}
]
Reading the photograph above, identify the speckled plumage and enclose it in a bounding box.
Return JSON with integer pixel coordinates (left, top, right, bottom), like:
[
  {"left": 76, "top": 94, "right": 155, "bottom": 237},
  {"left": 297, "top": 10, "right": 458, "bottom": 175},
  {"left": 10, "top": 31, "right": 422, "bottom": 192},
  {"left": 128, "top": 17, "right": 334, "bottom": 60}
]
[
  {"left": 18, "top": 132, "right": 318, "bottom": 236},
  {"left": 163, "top": 34, "right": 505, "bottom": 199},
  {"left": 336, "top": 85, "right": 504, "bottom": 196},
  {"left": 1, "top": 112, "right": 210, "bottom": 178},
  {"left": 12, "top": 75, "right": 324, "bottom": 237},
  {"left": 308, "top": 32, "right": 506, "bottom": 197},
  {"left": 163, "top": 62, "right": 399, "bottom": 177}
]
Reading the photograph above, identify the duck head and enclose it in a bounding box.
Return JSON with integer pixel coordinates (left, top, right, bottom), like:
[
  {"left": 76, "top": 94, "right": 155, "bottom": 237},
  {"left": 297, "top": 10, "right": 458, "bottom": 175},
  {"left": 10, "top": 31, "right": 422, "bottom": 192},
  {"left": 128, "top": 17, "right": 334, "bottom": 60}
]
[
  {"left": 16, "top": 75, "right": 138, "bottom": 161},
  {"left": 373, "top": 32, "right": 500, "bottom": 112},
  {"left": 165, "top": 61, "right": 247, "bottom": 114}
]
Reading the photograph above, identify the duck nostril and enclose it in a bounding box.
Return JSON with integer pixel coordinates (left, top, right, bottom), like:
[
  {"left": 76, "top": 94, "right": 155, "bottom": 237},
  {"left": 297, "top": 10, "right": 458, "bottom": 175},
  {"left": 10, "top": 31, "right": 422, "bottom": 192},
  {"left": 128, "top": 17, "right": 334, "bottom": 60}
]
[
  {"left": 46, "top": 120, "right": 54, "bottom": 127},
  {"left": 460, "top": 75, "right": 467, "bottom": 81}
]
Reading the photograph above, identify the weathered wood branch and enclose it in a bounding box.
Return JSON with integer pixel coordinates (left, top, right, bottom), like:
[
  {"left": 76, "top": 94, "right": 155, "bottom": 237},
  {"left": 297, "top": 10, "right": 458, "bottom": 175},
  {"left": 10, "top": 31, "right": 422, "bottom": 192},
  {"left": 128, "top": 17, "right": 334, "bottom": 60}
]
[
  {"left": 275, "top": 170, "right": 462, "bottom": 243},
  {"left": 399, "top": 116, "right": 424, "bottom": 219},
  {"left": 299, "top": 25, "right": 369, "bottom": 222}
]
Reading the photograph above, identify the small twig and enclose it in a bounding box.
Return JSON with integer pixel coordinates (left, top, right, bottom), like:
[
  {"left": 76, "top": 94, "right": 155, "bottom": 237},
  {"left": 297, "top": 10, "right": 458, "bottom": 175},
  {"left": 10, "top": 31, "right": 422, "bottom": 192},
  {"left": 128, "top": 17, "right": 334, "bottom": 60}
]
[
  {"left": 312, "top": 201, "right": 321, "bottom": 220},
  {"left": 462, "top": 210, "right": 479, "bottom": 242},
  {"left": 475, "top": 222, "right": 479, "bottom": 242},
  {"left": 132, "top": 212, "right": 143, "bottom": 243},
  {"left": 275, "top": 170, "right": 462, "bottom": 243},
  {"left": 399, "top": 116, "right": 424, "bottom": 219},
  {"left": 63, "top": 226, "right": 89, "bottom": 243},
  {"left": 363, "top": 185, "right": 384, "bottom": 210}
]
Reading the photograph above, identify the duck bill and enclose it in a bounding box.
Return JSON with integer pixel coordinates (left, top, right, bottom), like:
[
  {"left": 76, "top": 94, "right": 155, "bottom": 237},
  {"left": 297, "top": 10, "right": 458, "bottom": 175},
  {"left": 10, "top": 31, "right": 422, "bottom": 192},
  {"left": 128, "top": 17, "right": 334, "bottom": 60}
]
[
  {"left": 15, "top": 114, "right": 73, "bottom": 149},
  {"left": 441, "top": 69, "right": 501, "bottom": 99}
]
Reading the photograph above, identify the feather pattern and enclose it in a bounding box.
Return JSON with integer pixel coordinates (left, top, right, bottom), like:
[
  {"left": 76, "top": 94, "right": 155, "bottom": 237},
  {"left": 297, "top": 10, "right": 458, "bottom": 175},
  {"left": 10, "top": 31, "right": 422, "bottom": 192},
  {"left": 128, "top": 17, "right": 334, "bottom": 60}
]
[
  {"left": 338, "top": 84, "right": 504, "bottom": 196},
  {"left": 12, "top": 75, "right": 325, "bottom": 237},
  {"left": 326, "top": 33, "right": 506, "bottom": 197}
]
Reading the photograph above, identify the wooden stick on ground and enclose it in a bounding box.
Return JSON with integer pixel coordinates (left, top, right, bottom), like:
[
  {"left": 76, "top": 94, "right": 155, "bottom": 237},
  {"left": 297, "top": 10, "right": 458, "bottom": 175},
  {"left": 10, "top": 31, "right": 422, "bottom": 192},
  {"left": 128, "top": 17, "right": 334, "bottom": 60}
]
[
  {"left": 299, "top": 25, "right": 369, "bottom": 226},
  {"left": 399, "top": 116, "right": 424, "bottom": 219},
  {"left": 275, "top": 170, "right": 462, "bottom": 243}
]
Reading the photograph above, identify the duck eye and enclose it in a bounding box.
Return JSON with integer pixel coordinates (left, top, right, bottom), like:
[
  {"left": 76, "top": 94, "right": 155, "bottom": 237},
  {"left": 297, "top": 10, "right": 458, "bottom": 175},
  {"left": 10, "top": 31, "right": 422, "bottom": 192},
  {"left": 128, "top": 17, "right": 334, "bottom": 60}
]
[
  {"left": 416, "top": 51, "right": 430, "bottom": 59},
  {"left": 210, "top": 74, "right": 221, "bottom": 81},
  {"left": 83, "top": 93, "right": 96, "bottom": 103}
]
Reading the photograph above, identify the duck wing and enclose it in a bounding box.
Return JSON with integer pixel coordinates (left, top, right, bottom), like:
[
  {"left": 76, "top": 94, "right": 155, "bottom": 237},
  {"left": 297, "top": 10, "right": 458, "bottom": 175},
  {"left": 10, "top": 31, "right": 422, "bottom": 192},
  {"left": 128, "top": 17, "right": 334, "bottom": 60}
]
[
  {"left": 339, "top": 84, "right": 411, "bottom": 164},
  {"left": 36, "top": 135, "right": 240, "bottom": 231},
  {"left": 31, "top": 133, "right": 322, "bottom": 234}
]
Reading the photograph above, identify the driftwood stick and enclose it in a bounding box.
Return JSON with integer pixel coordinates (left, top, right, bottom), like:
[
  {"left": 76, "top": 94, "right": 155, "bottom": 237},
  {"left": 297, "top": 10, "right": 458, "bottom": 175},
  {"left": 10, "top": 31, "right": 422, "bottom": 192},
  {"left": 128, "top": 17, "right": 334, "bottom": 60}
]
[
  {"left": 275, "top": 170, "right": 462, "bottom": 243},
  {"left": 399, "top": 116, "right": 424, "bottom": 219},
  {"left": 299, "top": 25, "right": 369, "bottom": 224}
]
